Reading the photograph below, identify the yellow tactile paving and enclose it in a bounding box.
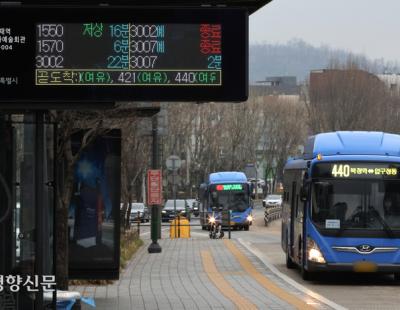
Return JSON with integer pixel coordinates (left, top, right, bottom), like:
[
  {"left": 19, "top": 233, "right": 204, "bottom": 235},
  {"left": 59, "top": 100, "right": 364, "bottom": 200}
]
[
  {"left": 224, "top": 240, "right": 314, "bottom": 310},
  {"left": 201, "top": 250, "right": 258, "bottom": 310}
]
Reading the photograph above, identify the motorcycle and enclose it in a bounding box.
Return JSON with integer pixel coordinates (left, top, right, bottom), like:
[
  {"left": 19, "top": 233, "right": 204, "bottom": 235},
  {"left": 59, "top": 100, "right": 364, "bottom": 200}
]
[{"left": 208, "top": 210, "right": 224, "bottom": 239}]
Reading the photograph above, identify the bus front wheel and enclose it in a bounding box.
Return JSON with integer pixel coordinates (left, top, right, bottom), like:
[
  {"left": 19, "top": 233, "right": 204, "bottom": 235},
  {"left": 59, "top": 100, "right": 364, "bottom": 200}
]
[{"left": 244, "top": 225, "right": 249, "bottom": 231}]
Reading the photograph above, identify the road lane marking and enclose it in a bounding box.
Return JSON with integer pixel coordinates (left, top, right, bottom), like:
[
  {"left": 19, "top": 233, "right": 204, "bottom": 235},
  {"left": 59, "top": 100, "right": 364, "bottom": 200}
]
[
  {"left": 201, "top": 250, "right": 258, "bottom": 310},
  {"left": 238, "top": 238, "right": 347, "bottom": 310},
  {"left": 224, "top": 239, "right": 314, "bottom": 310}
]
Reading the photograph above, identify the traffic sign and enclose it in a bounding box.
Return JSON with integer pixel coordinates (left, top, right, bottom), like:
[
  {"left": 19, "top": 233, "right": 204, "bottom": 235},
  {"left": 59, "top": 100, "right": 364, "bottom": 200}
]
[
  {"left": 147, "top": 170, "right": 163, "bottom": 205},
  {"left": 166, "top": 155, "right": 181, "bottom": 171}
]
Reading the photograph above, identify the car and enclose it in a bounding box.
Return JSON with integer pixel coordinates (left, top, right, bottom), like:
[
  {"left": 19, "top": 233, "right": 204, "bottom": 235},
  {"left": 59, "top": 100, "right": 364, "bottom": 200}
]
[
  {"left": 129, "top": 202, "right": 149, "bottom": 223},
  {"left": 185, "top": 198, "right": 200, "bottom": 215},
  {"left": 192, "top": 199, "right": 200, "bottom": 217},
  {"left": 262, "top": 194, "right": 282, "bottom": 208},
  {"left": 185, "top": 199, "right": 196, "bottom": 210},
  {"left": 162, "top": 199, "right": 191, "bottom": 222}
]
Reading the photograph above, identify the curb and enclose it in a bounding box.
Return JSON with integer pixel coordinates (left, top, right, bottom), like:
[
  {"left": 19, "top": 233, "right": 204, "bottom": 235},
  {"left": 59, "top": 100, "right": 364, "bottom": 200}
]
[{"left": 237, "top": 238, "right": 348, "bottom": 310}]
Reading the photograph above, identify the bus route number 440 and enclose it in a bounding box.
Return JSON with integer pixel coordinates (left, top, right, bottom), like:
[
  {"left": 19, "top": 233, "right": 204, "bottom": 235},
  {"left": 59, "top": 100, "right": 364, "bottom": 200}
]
[{"left": 331, "top": 164, "right": 350, "bottom": 178}]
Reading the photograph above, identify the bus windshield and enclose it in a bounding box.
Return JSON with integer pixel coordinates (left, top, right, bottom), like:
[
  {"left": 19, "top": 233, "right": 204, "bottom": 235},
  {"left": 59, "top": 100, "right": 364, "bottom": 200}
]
[
  {"left": 312, "top": 179, "right": 400, "bottom": 231},
  {"left": 210, "top": 185, "right": 249, "bottom": 212}
]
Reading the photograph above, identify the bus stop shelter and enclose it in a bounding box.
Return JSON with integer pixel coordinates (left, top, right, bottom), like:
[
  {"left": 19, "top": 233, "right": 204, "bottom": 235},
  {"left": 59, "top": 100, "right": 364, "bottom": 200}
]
[{"left": 0, "top": 0, "right": 272, "bottom": 309}]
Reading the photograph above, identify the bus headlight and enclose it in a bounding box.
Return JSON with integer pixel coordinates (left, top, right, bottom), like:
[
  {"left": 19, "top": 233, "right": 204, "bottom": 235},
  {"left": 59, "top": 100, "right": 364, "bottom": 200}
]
[
  {"left": 307, "top": 237, "right": 326, "bottom": 264},
  {"left": 208, "top": 216, "right": 216, "bottom": 224},
  {"left": 246, "top": 215, "right": 253, "bottom": 222}
]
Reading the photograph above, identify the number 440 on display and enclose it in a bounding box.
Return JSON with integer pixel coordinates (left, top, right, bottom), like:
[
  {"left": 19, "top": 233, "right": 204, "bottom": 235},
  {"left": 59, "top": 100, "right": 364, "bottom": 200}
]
[{"left": 175, "top": 72, "right": 218, "bottom": 84}]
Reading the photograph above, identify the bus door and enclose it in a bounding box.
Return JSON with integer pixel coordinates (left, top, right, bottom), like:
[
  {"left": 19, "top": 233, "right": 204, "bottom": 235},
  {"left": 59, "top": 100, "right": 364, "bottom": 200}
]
[
  {"left": 293, "top": 178, "right": 304, "bottom": 265},
  {"left": 289, "top": 181, "right": 296, "bottom": 258}
]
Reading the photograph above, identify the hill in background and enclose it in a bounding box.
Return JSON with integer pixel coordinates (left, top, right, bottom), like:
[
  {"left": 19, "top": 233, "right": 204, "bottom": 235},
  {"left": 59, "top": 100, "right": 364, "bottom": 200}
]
[{"left": 249, "top": 39, "right": 399, "bottom": 84}]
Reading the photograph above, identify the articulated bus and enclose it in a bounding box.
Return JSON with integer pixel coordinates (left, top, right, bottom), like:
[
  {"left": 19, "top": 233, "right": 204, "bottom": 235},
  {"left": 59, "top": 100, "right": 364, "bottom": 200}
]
[
  {"left": 282, "top": 131, "right": 400, "bottom": 280},
  {"left": 199, "top": 171, "right": 254, "bottom": 230}
]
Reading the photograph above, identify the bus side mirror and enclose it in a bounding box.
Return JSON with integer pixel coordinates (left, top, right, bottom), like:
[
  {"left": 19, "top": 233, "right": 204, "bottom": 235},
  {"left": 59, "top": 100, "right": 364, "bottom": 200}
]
[
  {"left": 199, "top": 183, "right": 207, "bottom": 198},
  {"left": 250, "top": 183, "right": 256, "bottom": 199},
  {"left": 300, "top": 185, "right": 308, "bottom": 202}
]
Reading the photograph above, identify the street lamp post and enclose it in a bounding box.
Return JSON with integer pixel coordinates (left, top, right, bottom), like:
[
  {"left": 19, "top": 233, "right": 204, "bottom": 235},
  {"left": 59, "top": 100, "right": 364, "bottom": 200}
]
[{"left": 148, "top": 115, "right": 162, "bottom": 253}]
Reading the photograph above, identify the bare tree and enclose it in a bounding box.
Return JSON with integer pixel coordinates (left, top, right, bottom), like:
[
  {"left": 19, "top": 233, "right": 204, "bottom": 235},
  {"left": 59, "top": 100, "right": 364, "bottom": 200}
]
[
  {"left": 305, "top": 61, "right": 389, "bottom": 133},
  {"left": 120, "top": 118, "right": 151, "bottom": 230},
  {"left": 259, "top": 96, "right": 306, "bottom": 188}
]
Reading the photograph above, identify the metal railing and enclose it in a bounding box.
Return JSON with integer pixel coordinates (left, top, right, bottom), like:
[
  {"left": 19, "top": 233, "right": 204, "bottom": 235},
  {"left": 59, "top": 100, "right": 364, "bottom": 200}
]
[{"left": 264, "top": 205, "right": 282, "bottom": 226}]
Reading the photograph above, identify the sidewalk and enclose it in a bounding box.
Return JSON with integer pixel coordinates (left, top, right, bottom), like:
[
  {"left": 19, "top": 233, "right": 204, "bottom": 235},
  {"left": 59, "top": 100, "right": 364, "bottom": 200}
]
[{"left": 71, "top": 239, "right": 334, "bottom": 310}]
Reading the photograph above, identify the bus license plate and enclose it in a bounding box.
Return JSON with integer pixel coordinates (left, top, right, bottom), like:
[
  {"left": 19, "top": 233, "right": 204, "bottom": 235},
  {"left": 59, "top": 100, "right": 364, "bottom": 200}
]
[{"left": 353, "top": 261, "right": 377, "bottom": 273}]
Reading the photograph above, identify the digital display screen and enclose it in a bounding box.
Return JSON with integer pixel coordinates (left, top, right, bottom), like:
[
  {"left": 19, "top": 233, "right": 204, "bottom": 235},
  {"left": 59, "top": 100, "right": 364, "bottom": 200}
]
[
  {"left": 35, "top": 23, "right": 222, "bottom": 86},
  {"left": 312, "top": 162, "right": 400, "bottom": 179},
  {"left": 215, "top": 184, "right": 244, "bottom": 191},
  {"left": 0, "top": 7, "right": 247, "bottom": 103}
]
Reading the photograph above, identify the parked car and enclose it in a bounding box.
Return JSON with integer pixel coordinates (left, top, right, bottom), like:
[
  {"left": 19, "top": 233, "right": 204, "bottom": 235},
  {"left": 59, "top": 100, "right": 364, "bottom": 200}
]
[
  {"left": 162, "top": 199, "right": 191, "bottom": 222},
  {"left": 262, "top": 194, "right": 282, "bottom": 208},
  {"left": 130, "top": 202, "right": 149, "bottom": 223}
]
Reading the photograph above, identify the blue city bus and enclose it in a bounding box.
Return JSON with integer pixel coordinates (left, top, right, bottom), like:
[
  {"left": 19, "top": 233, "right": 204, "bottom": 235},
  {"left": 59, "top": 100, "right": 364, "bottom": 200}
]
[
  {"left": 199, "top": 171, "right": 254, "bottom": 230},
  {"left": 282, "top": 131, "right": 400, "bottom": 280}
]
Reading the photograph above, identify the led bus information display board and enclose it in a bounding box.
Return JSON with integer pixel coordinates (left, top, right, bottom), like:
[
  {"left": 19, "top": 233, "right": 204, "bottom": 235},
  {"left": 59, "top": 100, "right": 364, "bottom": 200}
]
[
  {"left": 312, "top": 162, "right": 400, "bottom": 179},
  {"left": 35, "top": 23, "right": 222, "bottom": 86},
  {"left": 215, "top": 184, "right": 244, "bottom": 191},
  {"left": 0, "top": 6, "right": 248, "bottom": 103}
]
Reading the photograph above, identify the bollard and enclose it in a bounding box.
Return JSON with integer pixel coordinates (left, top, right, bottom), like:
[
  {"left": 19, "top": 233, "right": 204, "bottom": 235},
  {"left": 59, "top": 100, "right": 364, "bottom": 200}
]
[
  {"left": 178, "top": 215, "right": 181, "bottom": 238},
  {"left": 137, "top": 211, "right": 140, "bottom": 236}
]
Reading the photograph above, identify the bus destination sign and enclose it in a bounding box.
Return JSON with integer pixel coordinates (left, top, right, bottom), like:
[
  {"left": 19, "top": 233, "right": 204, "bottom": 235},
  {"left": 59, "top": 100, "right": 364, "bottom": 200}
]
[
  {"left": 215, "top": 184, "right": 243, "bottom": 191},
  {"left": 0, "top": 7, "right": 248, "bottom": 103},
  {"left": 313, "top": 162, "right": 400, "bottom": 179}
]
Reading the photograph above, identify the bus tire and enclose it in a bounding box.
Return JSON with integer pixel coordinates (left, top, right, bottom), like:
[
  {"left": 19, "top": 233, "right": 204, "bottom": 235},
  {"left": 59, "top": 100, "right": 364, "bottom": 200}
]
[
  {"left": 301, "top": 265, "right": 311, "bottom": 281},
  {"left": 244, "top": 225, "right": 249, "bottom": 231},
  {"left": 394, "top": 273, "right": 400, "bottom": 281}
]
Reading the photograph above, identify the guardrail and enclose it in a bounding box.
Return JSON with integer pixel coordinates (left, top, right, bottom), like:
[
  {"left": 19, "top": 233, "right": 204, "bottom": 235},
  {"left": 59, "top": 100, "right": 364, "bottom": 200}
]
[{"left": 264, "top": 206, "right": 282, "bottom": 226}]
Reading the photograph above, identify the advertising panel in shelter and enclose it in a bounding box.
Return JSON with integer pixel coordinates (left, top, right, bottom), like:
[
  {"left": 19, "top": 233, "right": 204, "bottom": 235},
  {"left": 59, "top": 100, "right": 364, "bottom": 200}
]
[{"left": 68, "top": 129, "right": 121, "bottom": 279}]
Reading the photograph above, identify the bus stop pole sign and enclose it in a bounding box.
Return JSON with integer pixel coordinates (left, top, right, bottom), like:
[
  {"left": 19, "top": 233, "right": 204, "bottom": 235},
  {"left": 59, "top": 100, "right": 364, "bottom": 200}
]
[{"left": 147, "top": 169, "right": 162, "bottom": 205}]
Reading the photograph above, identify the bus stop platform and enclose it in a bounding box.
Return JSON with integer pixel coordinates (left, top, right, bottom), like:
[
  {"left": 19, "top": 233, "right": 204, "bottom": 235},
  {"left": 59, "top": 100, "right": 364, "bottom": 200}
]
[{"left": 71, "top": 239, "right": 339, "bottom": 310}]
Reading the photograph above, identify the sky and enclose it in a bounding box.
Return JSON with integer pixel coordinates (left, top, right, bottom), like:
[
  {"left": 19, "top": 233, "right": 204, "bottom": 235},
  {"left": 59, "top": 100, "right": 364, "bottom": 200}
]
[{"left": 249, "top": 0, "right": 400, "bottom": 62}]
